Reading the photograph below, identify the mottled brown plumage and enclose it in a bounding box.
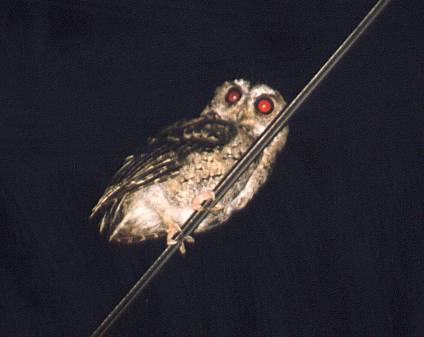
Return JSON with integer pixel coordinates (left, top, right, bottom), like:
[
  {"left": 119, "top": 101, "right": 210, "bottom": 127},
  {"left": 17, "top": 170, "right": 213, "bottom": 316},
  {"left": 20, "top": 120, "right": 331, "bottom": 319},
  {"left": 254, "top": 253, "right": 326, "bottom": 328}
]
[{"left": 91, "top": 79, "right": 289, "bottom": 249}]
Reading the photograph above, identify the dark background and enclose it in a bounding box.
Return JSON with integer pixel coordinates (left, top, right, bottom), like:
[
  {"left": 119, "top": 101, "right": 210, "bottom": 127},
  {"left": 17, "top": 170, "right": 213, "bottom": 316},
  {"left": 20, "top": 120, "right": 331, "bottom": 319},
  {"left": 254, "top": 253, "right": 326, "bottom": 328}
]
[{"left": 1, "top": 0, "right": 423, "bottom": 336}]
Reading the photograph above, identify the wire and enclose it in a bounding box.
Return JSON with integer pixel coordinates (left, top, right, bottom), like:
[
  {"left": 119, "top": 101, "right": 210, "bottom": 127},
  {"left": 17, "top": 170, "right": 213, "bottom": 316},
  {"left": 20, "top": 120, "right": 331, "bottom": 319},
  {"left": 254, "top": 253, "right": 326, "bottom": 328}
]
[{"left": 89, "top": 1, "right": 391, "bottom": 335}]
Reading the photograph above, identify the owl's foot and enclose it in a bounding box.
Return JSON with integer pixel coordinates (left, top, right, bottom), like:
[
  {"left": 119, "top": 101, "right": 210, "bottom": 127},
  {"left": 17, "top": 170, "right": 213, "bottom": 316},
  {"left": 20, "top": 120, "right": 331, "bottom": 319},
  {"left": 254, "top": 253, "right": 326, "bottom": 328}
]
[
  {"left": 192, "top": 191, "right": 216, "bottom": 211},
  {"left": 178, "top": 235, "right": 195, "bottom": 255},
  {"left": 165, "top": 219, "right": 195, "bottom": 255},
  {"left": 166, "top": 221, "right": 181, "bottom": 246},
  {"left": 192, "top": 191, "right": 224, "bottom": 215},
  {"left": 209, "top": 203, "right": 224, "bottom": 215}
]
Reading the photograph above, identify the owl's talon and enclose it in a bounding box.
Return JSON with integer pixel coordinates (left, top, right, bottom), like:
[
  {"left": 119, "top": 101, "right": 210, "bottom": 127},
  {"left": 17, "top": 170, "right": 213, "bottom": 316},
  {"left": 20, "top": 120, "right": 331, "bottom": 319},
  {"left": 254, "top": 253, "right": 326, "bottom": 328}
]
[
  {"left": 192, "top": 191, "right": 215, "bottom": 211},
  {"left": 167, "top": 238, "right": 178, "bottom": 245},
  {"left": 178, "top": 235, "right": 195, "bottom": 254},
  {"left": 184, "top": 235, "right": 195, "bottom": 244},
  {"left": 165, "top": 222, "right": 194, "bottom": 255},
  {"left": 165, "top": 220, "right": 182, "bottom": 246},
  {"left": 209, "top": 203, "right": 224, "bottom": 215}
]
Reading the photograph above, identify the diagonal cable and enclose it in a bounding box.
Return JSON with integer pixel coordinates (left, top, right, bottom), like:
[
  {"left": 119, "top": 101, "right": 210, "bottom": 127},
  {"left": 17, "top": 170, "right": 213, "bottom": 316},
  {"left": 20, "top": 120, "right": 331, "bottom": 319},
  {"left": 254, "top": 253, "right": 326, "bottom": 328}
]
[{"left": 89, "top": 1, "right": 391, "bottom": 335}]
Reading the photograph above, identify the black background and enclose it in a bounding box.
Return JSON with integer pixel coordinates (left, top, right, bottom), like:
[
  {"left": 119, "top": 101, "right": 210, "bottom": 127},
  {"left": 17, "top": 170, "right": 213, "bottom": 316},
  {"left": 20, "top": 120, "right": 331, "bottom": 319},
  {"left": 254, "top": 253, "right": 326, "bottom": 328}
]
[{"left": 1, "top": 0, "right": 423, "bottom": 336}]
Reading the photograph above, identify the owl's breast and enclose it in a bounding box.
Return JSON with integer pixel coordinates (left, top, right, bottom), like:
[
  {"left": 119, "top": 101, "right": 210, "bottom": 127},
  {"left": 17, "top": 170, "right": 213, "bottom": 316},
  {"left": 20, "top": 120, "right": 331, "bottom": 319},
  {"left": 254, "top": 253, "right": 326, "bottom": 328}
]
[{"left": 162, "top": 128, "right": 251, "bottom": 198}]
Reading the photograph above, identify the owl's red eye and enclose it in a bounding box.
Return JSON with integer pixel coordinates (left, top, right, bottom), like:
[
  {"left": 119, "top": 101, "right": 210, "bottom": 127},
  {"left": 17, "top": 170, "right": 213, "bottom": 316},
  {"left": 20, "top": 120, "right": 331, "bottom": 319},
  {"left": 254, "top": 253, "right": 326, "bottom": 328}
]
[
  {"left": 225, "top": 87, "right": 242, "bottom": 105},
  {"left": 255, "top": 96, "right": 274, "bottom": 114}
]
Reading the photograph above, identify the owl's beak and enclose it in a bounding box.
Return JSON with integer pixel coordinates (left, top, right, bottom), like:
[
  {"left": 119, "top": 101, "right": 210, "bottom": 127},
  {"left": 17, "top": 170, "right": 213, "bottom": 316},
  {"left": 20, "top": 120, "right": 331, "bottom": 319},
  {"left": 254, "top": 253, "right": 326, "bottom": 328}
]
[
  {"left": 239, "top": 118, "right": 255, "bottom": 128},
  {"left": 237, "top": 108, "right": 255, "bottom": 128},
  {"left": 235, "top": 108, "right": 245, "bottom": 121}
]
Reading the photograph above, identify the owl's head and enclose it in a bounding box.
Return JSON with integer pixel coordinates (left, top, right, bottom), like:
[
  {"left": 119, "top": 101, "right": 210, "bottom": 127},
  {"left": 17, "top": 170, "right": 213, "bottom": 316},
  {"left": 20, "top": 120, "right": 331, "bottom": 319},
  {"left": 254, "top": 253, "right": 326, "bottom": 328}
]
[{"left": 202, "top": 79, "right": 287, "bottom": 137}]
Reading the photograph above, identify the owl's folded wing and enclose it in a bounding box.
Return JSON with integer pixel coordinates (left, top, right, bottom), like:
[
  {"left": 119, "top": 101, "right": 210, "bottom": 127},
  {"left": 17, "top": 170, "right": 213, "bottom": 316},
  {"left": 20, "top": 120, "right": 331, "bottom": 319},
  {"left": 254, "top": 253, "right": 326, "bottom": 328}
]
[{"left": 90, "top": 115, "right": 237, "bottom": 218}]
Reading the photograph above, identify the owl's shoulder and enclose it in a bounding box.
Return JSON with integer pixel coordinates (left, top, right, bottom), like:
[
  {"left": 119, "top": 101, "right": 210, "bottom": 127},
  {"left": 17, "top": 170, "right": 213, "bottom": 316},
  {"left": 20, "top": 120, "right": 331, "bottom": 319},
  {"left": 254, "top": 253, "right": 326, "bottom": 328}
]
[{"left": 147, "top": 113, "right": 238, "bottom": 150}]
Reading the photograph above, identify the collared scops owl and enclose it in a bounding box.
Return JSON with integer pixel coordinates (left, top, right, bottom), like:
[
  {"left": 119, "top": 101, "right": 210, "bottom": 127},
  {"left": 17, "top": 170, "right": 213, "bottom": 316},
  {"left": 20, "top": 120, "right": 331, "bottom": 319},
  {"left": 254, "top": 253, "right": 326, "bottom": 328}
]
[{"left": 91, "top": 79, "right": 289, "bottom": 251}]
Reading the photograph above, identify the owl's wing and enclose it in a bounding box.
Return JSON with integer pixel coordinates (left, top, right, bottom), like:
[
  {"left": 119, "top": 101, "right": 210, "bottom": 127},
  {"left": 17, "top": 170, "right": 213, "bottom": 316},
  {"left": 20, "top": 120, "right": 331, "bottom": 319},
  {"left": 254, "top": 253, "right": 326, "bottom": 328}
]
[{"left": 90, "top": 114, "right": 237, "bottom": 219}]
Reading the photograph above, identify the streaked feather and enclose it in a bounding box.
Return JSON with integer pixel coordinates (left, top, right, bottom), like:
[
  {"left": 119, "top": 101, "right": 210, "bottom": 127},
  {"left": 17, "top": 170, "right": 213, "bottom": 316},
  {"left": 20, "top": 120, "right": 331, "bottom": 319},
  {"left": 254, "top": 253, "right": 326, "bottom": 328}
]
[{"left": 91, "top": 113, "right": 237, "bottom": 220}]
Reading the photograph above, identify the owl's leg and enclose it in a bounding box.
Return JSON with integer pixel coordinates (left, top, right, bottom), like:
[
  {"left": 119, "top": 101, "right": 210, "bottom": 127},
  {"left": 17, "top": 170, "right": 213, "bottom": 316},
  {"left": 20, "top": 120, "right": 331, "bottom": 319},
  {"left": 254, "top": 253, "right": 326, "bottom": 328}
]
[
  {"left": 164, "top": 217, "right": 180, "bottom": 246},
  {"left": 176, "top": 235, "right": 195, "bottom": 254},
  {"left": 192, "top": 191, "right": 224, "bottom": 215},
  {"left": 209, "top": 203, "right": 224, "bottom": 215},
  {"left": 162, "top": 214, "right": 194, "bottom": 254},
  {"left": 192, "top": 191, "right": 215, "bottom": 211}
]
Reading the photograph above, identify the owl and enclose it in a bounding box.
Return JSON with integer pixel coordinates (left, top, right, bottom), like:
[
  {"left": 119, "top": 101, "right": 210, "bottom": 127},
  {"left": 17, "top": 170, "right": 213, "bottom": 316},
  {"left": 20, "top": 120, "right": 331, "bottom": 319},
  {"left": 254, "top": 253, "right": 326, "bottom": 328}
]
[{"left": 90, "top": 79, "right": 289, "bottom": 253}]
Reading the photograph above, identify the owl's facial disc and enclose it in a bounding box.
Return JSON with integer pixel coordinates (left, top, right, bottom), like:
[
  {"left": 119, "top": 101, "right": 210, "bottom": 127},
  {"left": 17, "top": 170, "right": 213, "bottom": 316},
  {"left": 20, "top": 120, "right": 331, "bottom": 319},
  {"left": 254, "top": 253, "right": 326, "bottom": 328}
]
[{"left": 202, "top": 80, "right": 286, "bottom": 137}]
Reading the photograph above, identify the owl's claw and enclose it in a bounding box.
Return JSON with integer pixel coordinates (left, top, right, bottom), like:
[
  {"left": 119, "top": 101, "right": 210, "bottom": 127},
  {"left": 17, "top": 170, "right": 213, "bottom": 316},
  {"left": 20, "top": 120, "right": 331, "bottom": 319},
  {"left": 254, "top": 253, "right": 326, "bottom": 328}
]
[
  {"left": 192, "top": 191, "right": 224, "bottom": 215},
  {"left": 184, "top": 235, "right": 195, "bottom": 244},
  {"left": 209, "top": 203, "right": 224, "bottom": 215},
  {"left": 178, "top": 236, "right": 195, "bottom": 254},
  {"left": 192, "top": 191, "right": 216, "bottom": 211},
  {"left": 166, "top": 221, "right": 181, "bottom": 246},
  {"left": 191, "top": 191, "right": 224, "bottom": 213},
  {"left": 165, "top": 221, "right": 195, "bottom": 254}
]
